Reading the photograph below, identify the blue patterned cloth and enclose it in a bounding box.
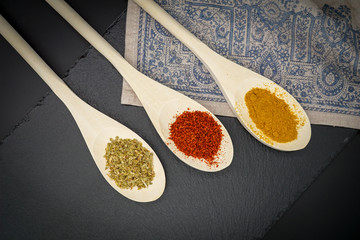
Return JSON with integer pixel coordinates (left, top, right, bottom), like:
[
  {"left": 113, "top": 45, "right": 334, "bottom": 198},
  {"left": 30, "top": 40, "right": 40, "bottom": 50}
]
[{"left": 123, "top": 0, "right": 360, "bottom": 129}]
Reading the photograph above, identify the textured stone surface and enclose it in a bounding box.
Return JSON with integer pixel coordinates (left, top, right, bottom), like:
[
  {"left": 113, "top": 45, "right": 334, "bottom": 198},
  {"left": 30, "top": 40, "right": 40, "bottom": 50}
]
[{"left": 0, "top": 7, "right": 357, "bottom": 240}]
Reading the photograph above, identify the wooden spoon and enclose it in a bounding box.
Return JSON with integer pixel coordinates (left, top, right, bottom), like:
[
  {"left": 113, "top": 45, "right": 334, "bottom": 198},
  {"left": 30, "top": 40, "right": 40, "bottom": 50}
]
[
  {"left": 46, "top": 0, "right": 233, "bottom": 172},
  {"left": 0, "top": 15, "right": 165, "bottom": 202},
  {"left": 132, "top": 0, "right": 312, "bottom": 151}
]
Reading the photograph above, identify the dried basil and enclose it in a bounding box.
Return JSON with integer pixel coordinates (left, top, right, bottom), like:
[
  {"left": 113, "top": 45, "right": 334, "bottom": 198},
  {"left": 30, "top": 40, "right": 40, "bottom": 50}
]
[{"left": 104, "top": 137, "right": 155, "bottom": 190}]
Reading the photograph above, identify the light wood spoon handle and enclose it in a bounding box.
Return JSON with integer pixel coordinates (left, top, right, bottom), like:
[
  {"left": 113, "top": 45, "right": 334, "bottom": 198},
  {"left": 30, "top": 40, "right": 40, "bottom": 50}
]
[
  {"left": 131, "top": 0, "right": 243, "bottom": 83},
  {"left": 0, "top": 15, "right": 79, "bottom": 108},
  {"left": 46, "top": 0, "right": 192, "bottom": 133},
  {"left": 45, "top": 0, "right": 172, "bottom": 110},
  {"left": 132, "top": 0, "right": 214, "bottom": 63},
  {"left": 0, "top": 14, "right": 104, "bottom": 143}
]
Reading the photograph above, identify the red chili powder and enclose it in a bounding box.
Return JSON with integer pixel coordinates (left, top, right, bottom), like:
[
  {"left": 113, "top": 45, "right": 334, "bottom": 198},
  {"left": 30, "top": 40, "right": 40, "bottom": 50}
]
[{"left": 169, "top": 111, "right": 223, "bottom": 166}]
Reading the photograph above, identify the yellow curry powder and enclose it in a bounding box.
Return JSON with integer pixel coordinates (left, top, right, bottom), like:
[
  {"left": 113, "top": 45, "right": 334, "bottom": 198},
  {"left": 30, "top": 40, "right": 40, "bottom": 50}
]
[{"left": 245, "top": 88, "right": 299, "bottom": 143}]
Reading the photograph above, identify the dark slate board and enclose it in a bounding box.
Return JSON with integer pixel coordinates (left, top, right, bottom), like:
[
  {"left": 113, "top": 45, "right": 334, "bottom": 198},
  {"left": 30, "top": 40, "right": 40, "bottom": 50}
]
[{"left": 0, "top": 10, "right": 357, "bottom": 240}]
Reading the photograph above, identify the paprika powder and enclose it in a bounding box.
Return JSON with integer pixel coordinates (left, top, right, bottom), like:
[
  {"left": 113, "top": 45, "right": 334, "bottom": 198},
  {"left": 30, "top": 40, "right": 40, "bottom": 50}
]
[{"left": 169, "top": 110, "right": 223, "bottom": 166}]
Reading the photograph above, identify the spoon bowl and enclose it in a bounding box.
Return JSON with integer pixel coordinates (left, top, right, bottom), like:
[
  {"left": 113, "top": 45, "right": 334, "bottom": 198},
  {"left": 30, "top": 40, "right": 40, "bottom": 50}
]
[
  {"left": 0, "top": 15, "right": 165, "bottom": 202},
  {"left": 209, "top": 58, "right": 311, "bottom": 151},
  {"left": 92, "top": 126, "right": 165, "bottom": 201},
  {"left": 132, "top": 0, "right": 311, "bottom": 151},
  {"left": 46, "top": 0, "right": 234, "bottom": 171},
  {"left": 232, "top": 74, "right": 311, "bottom": 151}
]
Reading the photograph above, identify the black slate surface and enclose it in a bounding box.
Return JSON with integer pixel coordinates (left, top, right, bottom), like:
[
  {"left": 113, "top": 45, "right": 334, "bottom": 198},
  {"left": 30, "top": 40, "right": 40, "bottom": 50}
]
[
  {"left": 0, "top": 3, "right": 359, "bottom": 240},
  {"left": 264, "top": 132, "right": 360, "bottom": 240}
]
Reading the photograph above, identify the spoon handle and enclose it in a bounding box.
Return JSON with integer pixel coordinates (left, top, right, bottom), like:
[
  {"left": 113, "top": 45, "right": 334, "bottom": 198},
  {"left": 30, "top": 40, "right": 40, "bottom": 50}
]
[
  {"left": 132, "top": 0, "right": 226, "bottom": 75},
  {"left": 45, "top": 0, "right": 180, "bottom": 114},
  {"left": 45, "top": 0, "right": 132, "bottom": 75},
  {"left": 0, "top": 15, "right": 113, "bottom": 147},
  {"left": 0, "top": 15, "right": 81, "bottom": 109},
  {"left": 0, "top": 15, "right": 100, "bottom": 123}
]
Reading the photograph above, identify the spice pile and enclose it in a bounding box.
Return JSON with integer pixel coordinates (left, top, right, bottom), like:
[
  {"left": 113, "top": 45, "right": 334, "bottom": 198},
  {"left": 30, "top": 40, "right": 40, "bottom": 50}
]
[
  {"left": 169, "top": 110, "right": 223, "bottom": 166},
  {"left": 104, "top": 137, "right": 155, "bottom": 190},
  {"left": 244, "top": 88, "right": 299, "bottom": 143}
]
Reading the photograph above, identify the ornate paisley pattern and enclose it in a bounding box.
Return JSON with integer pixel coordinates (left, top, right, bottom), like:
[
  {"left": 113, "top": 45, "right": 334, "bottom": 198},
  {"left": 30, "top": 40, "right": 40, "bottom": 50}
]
[{"left": 136, "top": 0, "right": 360, "bottom": 116}]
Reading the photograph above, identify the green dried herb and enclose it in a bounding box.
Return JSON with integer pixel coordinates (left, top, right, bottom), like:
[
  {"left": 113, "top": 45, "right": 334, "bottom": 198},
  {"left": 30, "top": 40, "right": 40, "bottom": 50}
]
[{"left": 104, "top": 137, "right": 155, "bottom": 190}]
